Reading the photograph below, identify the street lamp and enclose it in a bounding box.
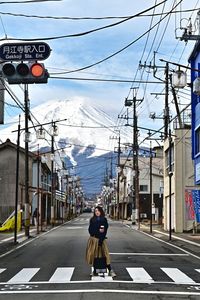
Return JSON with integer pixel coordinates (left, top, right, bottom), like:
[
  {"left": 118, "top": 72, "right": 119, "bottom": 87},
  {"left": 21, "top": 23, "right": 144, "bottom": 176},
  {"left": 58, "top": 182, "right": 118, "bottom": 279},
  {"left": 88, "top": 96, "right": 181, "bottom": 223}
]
[
  {"left": 172, "top": 69, "right": 187, "bottom": 88},
  {"left": 23, "top": 131, "right": 32, "bottom": 143},
  {"left": 36, "top": 126, "right": 46, "bottom": 140}
]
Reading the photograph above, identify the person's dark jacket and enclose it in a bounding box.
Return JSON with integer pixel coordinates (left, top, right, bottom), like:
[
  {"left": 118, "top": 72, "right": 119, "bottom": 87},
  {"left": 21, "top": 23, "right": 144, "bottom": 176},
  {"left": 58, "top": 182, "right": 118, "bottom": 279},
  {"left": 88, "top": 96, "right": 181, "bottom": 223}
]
[{"left": 88, "top": 216, "right": 108, "bottom": 245}]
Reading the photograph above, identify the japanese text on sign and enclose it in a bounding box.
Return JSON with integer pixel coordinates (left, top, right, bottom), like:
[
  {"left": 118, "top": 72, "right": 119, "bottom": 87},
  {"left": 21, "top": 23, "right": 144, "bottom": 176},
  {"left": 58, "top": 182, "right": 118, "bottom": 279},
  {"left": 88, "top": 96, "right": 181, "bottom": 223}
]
[{"left": 0, "top": 42, "right": 51, "bottom": 61}]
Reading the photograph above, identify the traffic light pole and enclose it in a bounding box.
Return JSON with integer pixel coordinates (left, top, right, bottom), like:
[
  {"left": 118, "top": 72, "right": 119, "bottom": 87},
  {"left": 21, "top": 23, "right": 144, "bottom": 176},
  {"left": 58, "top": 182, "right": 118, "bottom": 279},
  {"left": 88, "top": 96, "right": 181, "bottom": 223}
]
[{"left": 24, "top": 84, "right": 30, "bottom": 237}]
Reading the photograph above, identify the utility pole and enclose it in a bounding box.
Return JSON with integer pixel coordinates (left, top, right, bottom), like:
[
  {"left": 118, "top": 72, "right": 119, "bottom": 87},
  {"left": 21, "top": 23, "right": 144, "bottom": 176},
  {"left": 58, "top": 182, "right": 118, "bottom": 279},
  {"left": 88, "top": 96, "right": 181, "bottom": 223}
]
[
  {"left": 164, "top": 62, "right": 170, "bottom": 139},
  {"left": 110, "top": 133, "right": 121, "bottom": 220},
  {"left": 117, "top": 134, "right": 121, "bottom": 220},
  {"left": 24, "top": 84, "right": 30, "bottom": 238},
  {"left": 14, "top": 115, "right": 20, "bottom": 244},
  {"left": 168, "top": 128, "right": 173, "bottom": 241},
  {"left": 51, "top": 122, "right": 55, "bottom": 226},
  {"left": 125, "top": 88, "right": 143, "bottom": 229},
  {"left": 133, "top": 94, "right": 140, "bottom": 228},
  {"left": 150, "top": 141, "right": 153, "bottom": 233},
  {"left": 37, "top": 145, "right": 40, "bottom": 234}
]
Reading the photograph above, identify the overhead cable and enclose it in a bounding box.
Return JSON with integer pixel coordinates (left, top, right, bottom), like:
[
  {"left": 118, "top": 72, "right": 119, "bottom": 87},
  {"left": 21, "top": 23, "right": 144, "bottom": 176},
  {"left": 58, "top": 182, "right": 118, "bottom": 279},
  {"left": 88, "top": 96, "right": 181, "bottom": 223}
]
[
  {"left": 49, "top": 0, "right": 183, "bottom": 75},
  {"left": 0, "top": 0, "right": 167, "bottom": 41}
]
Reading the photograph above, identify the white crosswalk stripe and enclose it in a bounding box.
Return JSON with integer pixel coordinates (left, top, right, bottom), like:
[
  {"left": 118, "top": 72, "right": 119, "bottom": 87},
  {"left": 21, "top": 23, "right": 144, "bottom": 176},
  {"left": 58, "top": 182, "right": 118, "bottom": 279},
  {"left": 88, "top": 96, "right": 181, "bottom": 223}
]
[
  {"left": 49, "top": 267, "right": 74, "bottom": 283},
  {"left": 127, "top": 268, "right": 154, "bottom": 283},
  {"left": 0, "top": 267, "right": 198, "bottom": 284},
  {"left": 161, "top": 268, "right": 195, "bottom": 284},
  {"left": 91, "top": 273, "right": 113, "bottom": 282},
  {"left": 8, "top": 268, "right": 40, "bottom": 283}
]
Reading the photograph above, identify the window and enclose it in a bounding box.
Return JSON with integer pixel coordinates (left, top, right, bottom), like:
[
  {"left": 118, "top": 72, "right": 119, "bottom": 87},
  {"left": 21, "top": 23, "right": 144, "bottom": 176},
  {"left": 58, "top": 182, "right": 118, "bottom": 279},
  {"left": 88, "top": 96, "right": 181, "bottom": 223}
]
[
  {"left": 140, "top": 185, "right": 148, "bottom": 192},
  {"left": 195, "top": 127, "right": 200, "bottom": 155},
  {"left": 165, "top": 144, "right": 174, "bottom": 174}
]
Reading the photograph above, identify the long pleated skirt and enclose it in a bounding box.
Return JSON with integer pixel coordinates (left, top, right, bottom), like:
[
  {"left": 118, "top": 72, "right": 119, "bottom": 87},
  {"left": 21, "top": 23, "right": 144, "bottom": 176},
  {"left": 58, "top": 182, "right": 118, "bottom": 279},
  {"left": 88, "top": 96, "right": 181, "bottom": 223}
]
[{"left": 85, "top": 236, "right": 111, "bottom": 266}]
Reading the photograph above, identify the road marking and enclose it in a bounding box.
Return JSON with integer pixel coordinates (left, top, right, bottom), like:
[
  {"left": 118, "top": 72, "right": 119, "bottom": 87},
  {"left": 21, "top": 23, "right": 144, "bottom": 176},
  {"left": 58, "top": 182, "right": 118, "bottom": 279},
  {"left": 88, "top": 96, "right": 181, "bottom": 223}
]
[
  {"left": 161, "top": 268, "right": 195, "bottom": 284},
  {"left": 0, "top": 289, "right": 200, "bottom": 296},
  {"left": 49, "top": 268, "right": 74, "bottom": 283},
  {"left": 126, "top": 267, "right": 154, "bottom": 283},
  {"left": 91, "top": 274, "right": 113, "bottom": 282},
  {"left": 140, "top": 231, "right": 200, "bottom": 261},
  {"left": 110, "top": 253, "right": 189, "bottom": 256},
  {"left": 0, "top": 220, "right": 72, "bottom": 259},
  {"left": 0, "top": 267, "right": 199, "bottom": 285},
  {"left": 0, "top": 279, "right": 200, "bottom": 285},
  {"left": 154, "top": 230, "right": 200, "bottom": 248},
  {"left": 8, "top": 268, "right": 40, "bottom": 284},
  {"left": 66, "top": 227, "right": 83, "bottom": 229},
  {"left": 0, "top": 229, "right": 37, "bottom": 244}
]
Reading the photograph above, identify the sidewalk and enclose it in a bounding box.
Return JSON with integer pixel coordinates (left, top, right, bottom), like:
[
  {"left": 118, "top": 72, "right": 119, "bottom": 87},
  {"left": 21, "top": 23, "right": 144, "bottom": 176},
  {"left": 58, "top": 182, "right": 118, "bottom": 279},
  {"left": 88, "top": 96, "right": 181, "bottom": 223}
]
[
  {"left": 0, "top": 225, "right": 53, "bottom": 257},
  {"left": 122, "top": 219, "right": 200, "bottom": 247}
]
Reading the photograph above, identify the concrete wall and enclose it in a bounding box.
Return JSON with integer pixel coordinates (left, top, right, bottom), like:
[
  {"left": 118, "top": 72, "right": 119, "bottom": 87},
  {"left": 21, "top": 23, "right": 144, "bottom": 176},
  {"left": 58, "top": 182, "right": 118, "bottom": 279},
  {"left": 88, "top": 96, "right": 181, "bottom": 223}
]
[
  {"left": 164, "top": 129, "right": 195, "bottom": 232},
  {"left": 0, "top": 145, "right": 33, "bottom": 223}
]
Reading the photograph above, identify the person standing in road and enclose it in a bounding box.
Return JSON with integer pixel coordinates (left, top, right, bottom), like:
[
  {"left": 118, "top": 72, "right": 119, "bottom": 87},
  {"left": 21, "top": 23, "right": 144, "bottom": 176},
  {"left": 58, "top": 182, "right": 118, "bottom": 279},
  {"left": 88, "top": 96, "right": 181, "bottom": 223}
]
[
  {"left": 32, "top": 208, "right": 38, "bottom": 226},
  {"left": 86, "top": 206, "right": 116, "bottom": 277}
]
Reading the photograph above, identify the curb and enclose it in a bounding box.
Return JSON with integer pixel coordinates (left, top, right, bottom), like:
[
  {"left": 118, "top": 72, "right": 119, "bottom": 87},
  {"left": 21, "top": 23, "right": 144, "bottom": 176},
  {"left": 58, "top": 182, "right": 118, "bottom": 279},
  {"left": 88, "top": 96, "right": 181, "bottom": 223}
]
[
  {"left": 123, "top": 222, "right": 200, "bottom": 248},
  {"left": 153, "top": 229, "right": 200, "bottom": 248},
  {"left": 0, "top": 219, "right": 72, "bottom": 259}
]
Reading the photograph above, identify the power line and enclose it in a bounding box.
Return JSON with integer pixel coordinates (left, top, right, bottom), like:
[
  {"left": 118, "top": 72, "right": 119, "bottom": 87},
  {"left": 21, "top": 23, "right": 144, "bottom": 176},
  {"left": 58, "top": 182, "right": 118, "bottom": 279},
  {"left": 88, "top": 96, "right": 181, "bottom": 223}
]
[
  {"left": 0, "top": 0, "right": 167, "bottom": 42},
  {"left": 0, "top": 7, "right": 198, "bottom": 20},
  {"left": 49, "top": 0, "right": 182, "bottom": 75},
  {"left": 50, "top": 76, "right": 164, "bottom": 84},
  {"left": 0, "top": 0, "right": 62, "bottom": 4}
]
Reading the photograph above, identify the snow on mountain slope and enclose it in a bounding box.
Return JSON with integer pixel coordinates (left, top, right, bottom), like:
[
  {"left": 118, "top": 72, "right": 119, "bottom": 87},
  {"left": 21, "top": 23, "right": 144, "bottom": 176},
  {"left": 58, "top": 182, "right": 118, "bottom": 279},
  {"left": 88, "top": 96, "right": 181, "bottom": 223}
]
[{"left": 0, "top": 97, "right": 131, "bottom": 162}]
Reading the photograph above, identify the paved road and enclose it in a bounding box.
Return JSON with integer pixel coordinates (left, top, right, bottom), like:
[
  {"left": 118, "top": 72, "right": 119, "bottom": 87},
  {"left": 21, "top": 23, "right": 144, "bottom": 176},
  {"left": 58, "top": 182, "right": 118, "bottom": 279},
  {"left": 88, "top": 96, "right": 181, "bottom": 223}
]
[{"left": 0, "top": 214, "right": 200, "bottom": 299}]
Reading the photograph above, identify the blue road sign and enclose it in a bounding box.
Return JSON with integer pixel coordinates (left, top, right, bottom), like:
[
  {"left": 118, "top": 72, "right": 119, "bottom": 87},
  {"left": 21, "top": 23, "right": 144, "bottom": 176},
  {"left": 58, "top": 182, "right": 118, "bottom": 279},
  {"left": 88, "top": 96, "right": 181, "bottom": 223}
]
[{"left": 0, "top": 42, "right": 51, "bottom": 61}]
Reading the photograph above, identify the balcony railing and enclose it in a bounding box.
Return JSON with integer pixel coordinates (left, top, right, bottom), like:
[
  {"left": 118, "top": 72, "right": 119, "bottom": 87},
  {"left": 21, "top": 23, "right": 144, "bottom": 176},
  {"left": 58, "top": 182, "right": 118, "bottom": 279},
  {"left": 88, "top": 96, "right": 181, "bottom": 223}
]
[{"left": 173, "top": 109, "right": 191, "bottom": 130}]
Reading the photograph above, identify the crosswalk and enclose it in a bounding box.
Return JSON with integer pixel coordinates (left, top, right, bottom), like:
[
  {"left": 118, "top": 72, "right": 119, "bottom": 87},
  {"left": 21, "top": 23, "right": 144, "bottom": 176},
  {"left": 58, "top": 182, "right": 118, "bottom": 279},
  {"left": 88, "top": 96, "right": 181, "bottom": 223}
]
[
  {"left": 72, "top": 218, "right": 90, "bottom": 223},
  {"left": 0, "top": 267, "right": 200, "bottom": 285}
]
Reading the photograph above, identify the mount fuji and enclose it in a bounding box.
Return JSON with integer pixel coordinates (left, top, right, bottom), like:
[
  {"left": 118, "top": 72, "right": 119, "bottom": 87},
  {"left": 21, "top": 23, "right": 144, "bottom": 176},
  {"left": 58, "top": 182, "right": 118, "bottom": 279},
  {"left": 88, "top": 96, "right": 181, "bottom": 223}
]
[{"left": 0, "top": 98, "right": 131, "bottom": 196}]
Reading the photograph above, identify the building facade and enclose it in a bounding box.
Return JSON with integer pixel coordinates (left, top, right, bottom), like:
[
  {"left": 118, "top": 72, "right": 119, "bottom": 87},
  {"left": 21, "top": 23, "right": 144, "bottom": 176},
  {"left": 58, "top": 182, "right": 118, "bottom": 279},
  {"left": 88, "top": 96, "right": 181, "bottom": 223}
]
[
  {"left": 163, "top": 124, "right": 196, "bottom": 232},
  {"left": 0, "top": 139, "right": 34, "bottom": 223},
  {"left": 118, "top": 147, "right": 163, "bottom": 223}
]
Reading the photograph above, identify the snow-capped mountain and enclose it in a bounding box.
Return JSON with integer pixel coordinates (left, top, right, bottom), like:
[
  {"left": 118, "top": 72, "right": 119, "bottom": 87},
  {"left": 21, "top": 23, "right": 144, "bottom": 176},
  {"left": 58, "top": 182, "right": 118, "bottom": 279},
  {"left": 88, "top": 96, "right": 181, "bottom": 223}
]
[{"left": 0, "top": 98, "right": 131, "bottom": 196}]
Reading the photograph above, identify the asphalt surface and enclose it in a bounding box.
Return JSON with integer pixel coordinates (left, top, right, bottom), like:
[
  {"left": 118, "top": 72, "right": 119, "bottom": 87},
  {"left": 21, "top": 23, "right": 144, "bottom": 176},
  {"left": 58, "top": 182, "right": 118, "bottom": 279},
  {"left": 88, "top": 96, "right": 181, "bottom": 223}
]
[{"left": 0, "top": 214, "right": 200, "bottom": 299}]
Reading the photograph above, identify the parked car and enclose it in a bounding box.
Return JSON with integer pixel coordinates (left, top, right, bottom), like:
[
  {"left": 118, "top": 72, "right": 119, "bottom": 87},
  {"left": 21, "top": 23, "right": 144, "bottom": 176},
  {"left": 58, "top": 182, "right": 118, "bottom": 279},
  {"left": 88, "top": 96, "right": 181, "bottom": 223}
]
[{"left": 83, "top": 207, "right": 92, "bottom": 213}]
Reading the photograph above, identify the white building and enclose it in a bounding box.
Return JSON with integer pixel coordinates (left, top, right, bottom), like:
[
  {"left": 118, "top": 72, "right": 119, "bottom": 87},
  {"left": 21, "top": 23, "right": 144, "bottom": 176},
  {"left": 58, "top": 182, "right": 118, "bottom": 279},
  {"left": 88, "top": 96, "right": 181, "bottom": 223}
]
[
  {"left": 118, "top": 147, "right": 164, "bottom": 222},
  {"left": 163, "top": 120, "right": 197, "bottom": 232}
]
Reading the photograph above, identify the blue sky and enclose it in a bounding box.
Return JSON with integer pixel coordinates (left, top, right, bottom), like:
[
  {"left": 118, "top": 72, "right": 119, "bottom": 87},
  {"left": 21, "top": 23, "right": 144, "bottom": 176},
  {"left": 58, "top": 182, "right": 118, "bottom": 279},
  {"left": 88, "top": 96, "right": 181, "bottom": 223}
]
[{"left": 0, "top": 0, "right": 199, "bottom": 142}]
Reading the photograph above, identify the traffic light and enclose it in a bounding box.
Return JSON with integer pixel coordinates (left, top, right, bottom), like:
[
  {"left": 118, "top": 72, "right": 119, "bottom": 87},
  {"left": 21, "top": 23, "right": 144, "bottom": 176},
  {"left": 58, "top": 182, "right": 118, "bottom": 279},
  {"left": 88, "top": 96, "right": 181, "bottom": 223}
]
[{"left": 2, "top": 62, "right": 49, "bottom": 84}]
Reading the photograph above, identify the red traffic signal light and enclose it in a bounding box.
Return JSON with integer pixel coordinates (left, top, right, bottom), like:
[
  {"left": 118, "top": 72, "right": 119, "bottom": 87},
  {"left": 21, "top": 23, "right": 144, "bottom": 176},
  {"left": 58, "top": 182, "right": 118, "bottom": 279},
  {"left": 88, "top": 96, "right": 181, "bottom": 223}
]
[
  {"left": 2, "top": 62, "right": 49, "bottom": 84},
  {"left": 31, "top": 63, "right": 45, "bottom": 77}
]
